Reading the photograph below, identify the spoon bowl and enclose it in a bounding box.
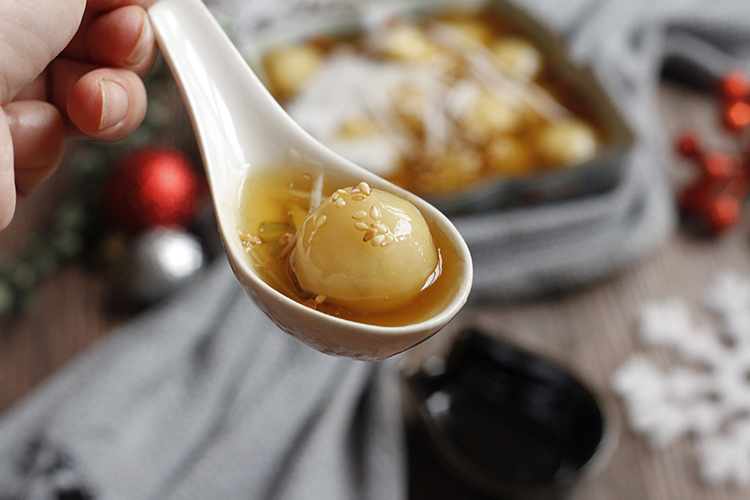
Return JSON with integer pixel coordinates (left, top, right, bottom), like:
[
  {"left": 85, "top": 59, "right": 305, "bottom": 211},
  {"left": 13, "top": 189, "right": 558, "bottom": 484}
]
[{"left": 147, "top": 0, "right": 473, "bottom": 360}]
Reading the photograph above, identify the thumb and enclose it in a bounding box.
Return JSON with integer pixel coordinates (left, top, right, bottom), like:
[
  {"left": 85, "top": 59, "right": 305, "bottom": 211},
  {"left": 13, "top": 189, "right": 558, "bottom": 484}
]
[{"left": 0, "top": 0, "right": 86, "bottom": 105}]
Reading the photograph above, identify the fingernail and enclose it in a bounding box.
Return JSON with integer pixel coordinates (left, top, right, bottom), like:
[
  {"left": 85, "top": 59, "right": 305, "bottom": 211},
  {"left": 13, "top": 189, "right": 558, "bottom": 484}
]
[
  {"left": 99, "top": 79, "right": 129, "bottom": 130},
  {"left": 125, "top": 10, "right": 153, "bottom": 66}
]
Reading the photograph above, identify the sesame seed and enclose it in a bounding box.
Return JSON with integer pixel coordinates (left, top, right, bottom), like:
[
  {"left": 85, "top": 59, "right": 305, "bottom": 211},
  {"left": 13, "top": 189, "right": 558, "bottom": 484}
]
[
  {"left": 337, "top": 189, "right": 348, "bottom": 196},
  {"left": 370, "top": 206, "right": 381, "bottom": 220},
  {"left": 335, "top": 198, "right": 347, "bottom": 208},
  {"left": 332, "top": 192, "right": 341, "bottom": 201},
  {"left": 371, "top": 234, "right": 385, "bottom": 247},
  {"left": 314, "top": 214, "right": 327, "bottom": 226},
  {"left": 372, "top": 222, "right": 388, "bottom": 234},
  {"left": 351, "top": 194, "right": 366, "bottom": 201},
  {"left": 352, "top": 210, "right": 367, "bottom": 220},
  {"left": 279, "top": 233, "right": 295, "bottom": 246},
  {"left": 384, "top": 234, "right": 395, "bottom": 244},
  {"left": 363, "top": 228, "right": 377, "bottom": 242},
  {"left": 354, "top": 222, "right": 369, "bottom": 231},
  {"left": 315, "top": 294, "right": 327, "bottom": 304},
  {"left": 359, "top": 182, "right": 371, "bottom": 195},
  {"left": 240, "top": 232, "right": 262, "bottom": 246}
]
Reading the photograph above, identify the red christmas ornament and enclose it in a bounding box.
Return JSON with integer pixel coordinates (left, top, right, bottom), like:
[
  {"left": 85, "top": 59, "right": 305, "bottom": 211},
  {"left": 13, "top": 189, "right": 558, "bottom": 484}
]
[{"left": 102, "top": 148, "right": 202, "bottom": 233}]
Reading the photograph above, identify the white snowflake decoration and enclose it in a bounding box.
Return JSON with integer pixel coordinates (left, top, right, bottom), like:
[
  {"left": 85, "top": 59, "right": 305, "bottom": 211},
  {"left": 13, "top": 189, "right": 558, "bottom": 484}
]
[{"left": 613, "top": 271, "right": 750, "bottom": 486}]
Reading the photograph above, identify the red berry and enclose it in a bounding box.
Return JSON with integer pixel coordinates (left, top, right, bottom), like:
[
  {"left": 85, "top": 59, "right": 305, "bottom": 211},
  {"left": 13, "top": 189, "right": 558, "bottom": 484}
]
[
  {"left": 720, "top": 70, "right": 750, "bottom": 102},
  {"left": 707, "top": 194, "right": 741, "bottom": 234},
  {"left": 676, "top": 130, "right": 701, "bottom": 158},
  {"left": 702, "top": 152, "right": 738, "bottom": 180},
  {"left": 723, "top": 101, "right": 750, "bottom": 131},
  {"left": 679, "top": 182, "right": 713, "bottom": 213}
]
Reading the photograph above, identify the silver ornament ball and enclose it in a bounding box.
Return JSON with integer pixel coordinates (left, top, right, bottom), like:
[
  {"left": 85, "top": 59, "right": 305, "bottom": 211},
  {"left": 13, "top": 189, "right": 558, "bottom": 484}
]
[{"left": 123, "top": 227, "right": 205, "bottom": 304}]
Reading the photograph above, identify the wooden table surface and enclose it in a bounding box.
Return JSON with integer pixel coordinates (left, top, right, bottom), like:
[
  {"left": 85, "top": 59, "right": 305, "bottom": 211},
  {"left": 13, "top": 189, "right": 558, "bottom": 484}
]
[{"left": 2, "top": 80, "right": 749, "bottom": 499}]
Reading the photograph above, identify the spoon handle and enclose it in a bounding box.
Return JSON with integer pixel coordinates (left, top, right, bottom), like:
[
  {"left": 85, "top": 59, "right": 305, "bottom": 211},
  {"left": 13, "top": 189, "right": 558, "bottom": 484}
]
[{"left": 148, "top": 0, "right": 301, "bottom": 177}]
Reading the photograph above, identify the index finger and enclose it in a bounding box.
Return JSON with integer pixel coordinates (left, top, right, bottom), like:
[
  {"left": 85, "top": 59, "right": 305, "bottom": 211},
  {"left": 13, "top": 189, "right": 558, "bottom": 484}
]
[{"left": 61, "top": 1, "right": 157, "bottom": 68}]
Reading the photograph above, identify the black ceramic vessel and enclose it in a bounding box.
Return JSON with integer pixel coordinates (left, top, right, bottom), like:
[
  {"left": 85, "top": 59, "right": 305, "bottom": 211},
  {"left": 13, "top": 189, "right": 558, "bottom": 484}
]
[{"left": 405, "top": 328, "right": 612, "bottom": 500}]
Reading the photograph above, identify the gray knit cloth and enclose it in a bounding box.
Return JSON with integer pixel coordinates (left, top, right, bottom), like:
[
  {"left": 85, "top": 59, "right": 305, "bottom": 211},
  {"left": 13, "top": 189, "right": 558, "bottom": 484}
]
[{"left": 0, "top": 0, "right": 749, "bottom": 498}]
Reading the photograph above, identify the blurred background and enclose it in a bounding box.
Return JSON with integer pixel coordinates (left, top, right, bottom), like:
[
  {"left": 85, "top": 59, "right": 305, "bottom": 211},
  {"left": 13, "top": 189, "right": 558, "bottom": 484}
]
[{"left": 2, "top": 0, "right": 750, "bottom": 498}]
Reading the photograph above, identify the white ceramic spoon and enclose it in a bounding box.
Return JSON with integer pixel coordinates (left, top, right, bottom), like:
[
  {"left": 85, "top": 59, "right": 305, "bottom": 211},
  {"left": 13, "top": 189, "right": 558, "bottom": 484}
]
[{"left": 147, "top": 0, "right": 473, "bottom": 360}]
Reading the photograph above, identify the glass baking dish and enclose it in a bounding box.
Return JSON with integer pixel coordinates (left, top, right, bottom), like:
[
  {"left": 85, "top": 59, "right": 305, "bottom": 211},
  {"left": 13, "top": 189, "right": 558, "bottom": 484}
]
[{"left": 239, "top": 0, "right": 634, "bottom": 215}]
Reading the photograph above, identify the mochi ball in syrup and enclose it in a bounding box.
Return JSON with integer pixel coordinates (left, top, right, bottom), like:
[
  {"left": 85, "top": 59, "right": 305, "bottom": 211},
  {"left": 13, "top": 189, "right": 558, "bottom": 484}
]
[{"left": 291, "top": 182, "right": 439, "bottom": 313}]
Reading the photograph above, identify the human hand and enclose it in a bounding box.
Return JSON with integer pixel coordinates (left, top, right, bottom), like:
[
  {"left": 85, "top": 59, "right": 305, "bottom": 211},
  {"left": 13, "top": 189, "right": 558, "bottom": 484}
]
[{"left": 0, "top": 0, "right": 159, "bottom": 231}]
